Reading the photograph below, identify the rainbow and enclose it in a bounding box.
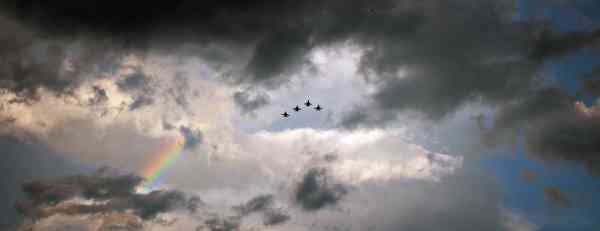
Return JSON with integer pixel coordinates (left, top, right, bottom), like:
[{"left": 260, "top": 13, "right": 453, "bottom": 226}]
[{"left": 137, "top": 133, "right": 186, "bottom": 193}]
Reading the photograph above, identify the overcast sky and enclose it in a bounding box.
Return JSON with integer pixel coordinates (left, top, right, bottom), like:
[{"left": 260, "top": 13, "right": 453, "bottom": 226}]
[{"left": 1, "top": 0, "right": 600, "bottom": 230}]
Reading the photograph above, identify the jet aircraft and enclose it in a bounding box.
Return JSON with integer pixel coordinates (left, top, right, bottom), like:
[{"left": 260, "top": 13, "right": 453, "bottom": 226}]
[{"left": 304, "top": 100, "right": 312, "bottom": 107}]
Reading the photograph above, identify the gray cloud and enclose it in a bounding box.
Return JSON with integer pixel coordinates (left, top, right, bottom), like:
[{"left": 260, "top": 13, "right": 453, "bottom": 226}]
[
  {"left": 1, "top": 0, "right": 595, "bottom": 122},
  {"left": 482, "top": 88, "right": 600, "bottom": 175},
  {"left": 179, "top": 126, "right": 203, "bottom": 150},
  {"left": 88, "top": 86, "right": 108, "bottom": 105},
  {"left": 233, "top": 194, "right": 273, "bottom": 215},
  {"left": 262, "top": 209, "right": 290, "bottom": 226},
  {"left": 0, "top": 15, "right": 126, "bottom": 99},
  {"left": 232, "top": 194, "right": 291, "bottom": 226},
  {"left": 530, "top": 28, "right": 600, "bottom": 60},
  {"left": 168, "top": 74, "right": 191, "bottom": 109},
  {"left": 0, "top": 0, "right": 561, "bottom": 92},
  {"left": 200, "top": 216, "right": 240, "bottom": 231},
  {"left": 128, "top": 95, "right": 154, "bottom": 111},
  {"left": 233, "top": 89, "right": 270, "bottom": 116},
  {"left": 1, "top": 1, "right": 596, "bottom": 230},
  {"left": 295, "top": 167, "right": 348, "bottom": 210},
  {"left": 116, "top": 70, "right": 149, "bottom": 92}
]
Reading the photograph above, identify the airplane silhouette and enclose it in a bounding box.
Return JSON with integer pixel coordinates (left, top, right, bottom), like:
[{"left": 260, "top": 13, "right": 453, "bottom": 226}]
[
  {"left": 293, "top": 105, "right": 301, "bottom": 112},
  {"left": 304, "top": 100, "right": 312, "bottom": 107},
  {"left": 315, "top": 104, "right": 323, "bottom": 111},
  {"left": 281, "top": 112, "right": 290, "bottom": 117}
]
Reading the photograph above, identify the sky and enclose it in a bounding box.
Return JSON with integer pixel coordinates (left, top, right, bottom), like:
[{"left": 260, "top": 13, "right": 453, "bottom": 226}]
[{"left": 0, "top": 0, "right": 599, "bottom": 230}]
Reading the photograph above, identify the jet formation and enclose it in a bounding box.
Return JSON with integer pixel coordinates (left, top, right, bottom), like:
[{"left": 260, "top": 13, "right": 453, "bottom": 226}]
[{"left": 282, "top": 99, "right": 323, "bottom": 118}]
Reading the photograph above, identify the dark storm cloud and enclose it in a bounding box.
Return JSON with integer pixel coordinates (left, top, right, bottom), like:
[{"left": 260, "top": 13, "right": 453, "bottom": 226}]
[
  {"left": 15, "top": 167, "right": 195, "bottom": 221},
  {"left": 0, "top": 15, "right": 127, "bottom": 98},
  {"left": 295, "top": 167, "right": 347, "bottom": 210},
  {"left": 523, "top": 110, "right": 600, "bottom": 175},
  {"left": 337, "top": 3, "right": 542, "bottom": 126},
  {"left": 233, "top": 89, "right": 270, "bottom": 115},
  {"left": 334, "top": 6, "right": 598, "bottom": 128},
  {"left": 487, "top": 88, "right": 574, "bottom": 135},
  {"left": 530, "top": 28, "right": 600, "bottom": 60},
  {"left": 481, "top": 88, "right": 600, "bottom": 175},
  {"left": 0, "top": 0, "right": 551, "bottom": 89},
  {"left": 1, "top": 0, "right": 596, "bottom": 114},
  {"left": 0, "top": 15, "right": 65, "bottom": 95},
  {"left": 179, "top": 126, "right": 203, "bottom": 149}
]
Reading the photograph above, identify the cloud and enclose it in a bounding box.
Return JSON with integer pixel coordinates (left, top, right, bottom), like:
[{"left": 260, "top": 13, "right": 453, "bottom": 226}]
[
  {"left": 179, "top": 126, "right": 203, "bottom": 150},
  {"left": 501, "top": 209, "right": 539, "bottom": 231},
  {"left": 0, "top": 15, "right": 128, "bottom": 99},
  {"left": 530, "top": 28, "right": 600, "bottom": 60},
  {"left": 10, "top": 125, "right": 536, "bottom": 231},
  {"left": 116, "top": 70, "right": 149, "bottom": 92},
  {"left": 199, "top": 216, "right": 240, "bottom": 231},
  {"left": 483, "top": 89, "right": 600, "bottom": 175},
  {"left": 233, "top": 88, "right": 270, "bottom": 116},
  {"left": 262, "top": 209, "right": 290, "bottom": 226},
  {"left": 231, "top": 194, "right": 291, "bottom": 226},
  {"left": 19, "top": 167, "right": 142, "bottom": 207},
  {"left": 2, "top": 0, "right": 597, "bottom": 135},
  {"left": 0, "top": 0, "right": 575, "bottom": 93},
  {"left": 294, "top": 167, "right": 348, "bottom": 210},
  {"left": 88, "top": 86, "right": 109, "bottom": 106},
  {"left": 128, "top": 95, "right": 154, "bottom": 111},
  {"left": 233, "top": 194, "right": 273, "bottom": 215},
  {"left": 0, "top": 1, "right": 564, "bottom": 229}
]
